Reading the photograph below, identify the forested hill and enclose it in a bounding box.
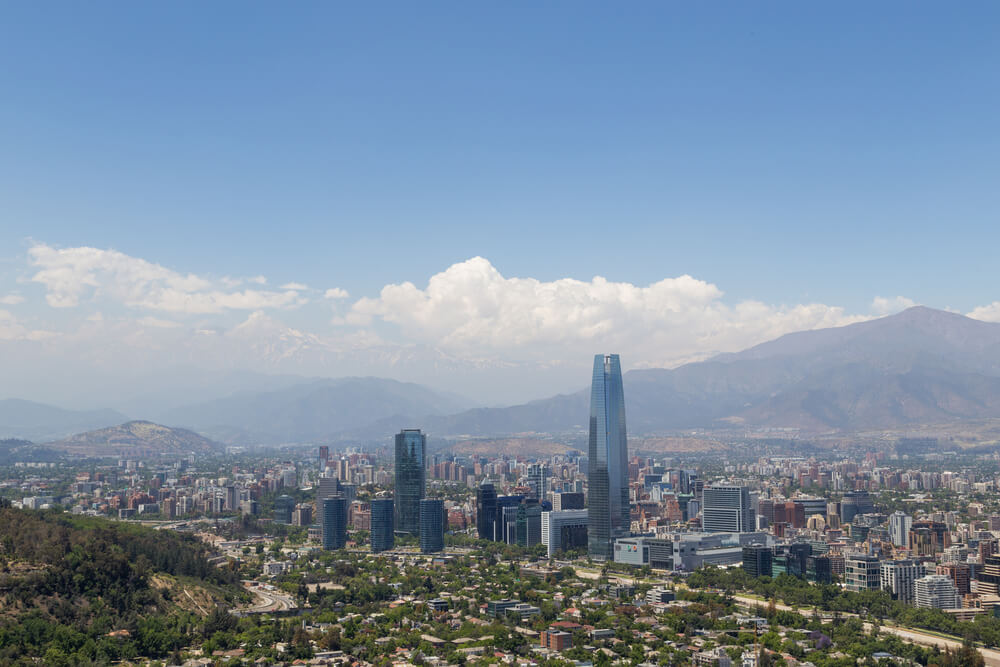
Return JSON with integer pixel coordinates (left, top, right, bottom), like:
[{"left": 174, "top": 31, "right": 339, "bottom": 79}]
[{"left": 0, "top": 503, "right": 245, "bottom": 664}]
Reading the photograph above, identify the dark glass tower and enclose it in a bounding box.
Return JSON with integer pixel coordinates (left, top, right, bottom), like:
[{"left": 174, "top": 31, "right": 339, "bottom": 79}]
[
  {"left": 394, "top": 429, "right": 426, "bottom": 535},
  {"left": 476, "top": 482, "right": 497, "bottom": 541},
  {"left": 419, "top": 498, "right": 445, "bottom": 553},
  {"left": 371, "top": 497, "right": 395, "bottom": 553},
  {"left": 322, "top": 495, "right": 347, "bottom": 550},
  {"left": 587, "top": 354, "right": 629, "bottom": 560}
]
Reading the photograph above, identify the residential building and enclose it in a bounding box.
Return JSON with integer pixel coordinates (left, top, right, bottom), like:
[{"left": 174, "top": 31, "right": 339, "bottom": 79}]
[
  {"left": 888, "top": 511, "right": 913, "bottom": 548},
  {"left": 915, "top": 574, "right": 961, "bottom": 609},
  {"left": 880, "top": 559, "right": 926, "bottom": 604}
]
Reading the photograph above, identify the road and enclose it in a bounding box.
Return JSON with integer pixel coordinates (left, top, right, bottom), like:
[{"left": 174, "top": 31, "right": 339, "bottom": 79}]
[
  {"left": 238, "top": 582, "right": 297, "bottom": 614},
  {"left": 569, "top": 572, "right": 1000, "bottom": 666},
  {"left": 728, "top": 594, "right": 1000, "bottom": 667}
]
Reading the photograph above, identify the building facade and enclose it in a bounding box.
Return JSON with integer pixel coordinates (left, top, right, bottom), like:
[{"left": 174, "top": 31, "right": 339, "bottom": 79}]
[
  {"left": 587, "top": 353, "right": 629, "bottom": 560},
  {"left": 541, "top": 509, "right": 589, "bottom": 557},
  {"left": 476, "top": 482, "right": 497, "bottom": 540},
  {"left": 322, "top": 495, "right": 347, "bottom": 551},
  {"left": 880, "top": 559, "right": 926, "bottom": 604},
  {"left": 394, "top": 429, "right": 426, "bottom": 536},
  {"left": 419, "top": 498, "right": 445, "bottom": 553},
  {"left": 915, "top": 574, "right": 961, "bottom": 609},
  {"left": 702, "top": 486, "right": 755, "bottom": 533},
  {"left": 845, "top": 554, "right": 881, "bottom": 592},
  {"left": 742, "top": 544, "right": 773, "bottom": 578},
  {"left": 371, "top": 497, "right": 395, "bottom": 553}
]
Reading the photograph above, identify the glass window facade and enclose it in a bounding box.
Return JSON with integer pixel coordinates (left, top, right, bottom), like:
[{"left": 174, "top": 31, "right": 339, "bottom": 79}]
[
  {"left": 588, "top": 354, "right": 629, "bottom": 560},
  {"left": 394, "top": 429, "right": 426, "bottom": 536},
  {"left": 419, "top": 498, "right": 444, "bottom": 553},
  {"left": 322, "top": 495, "right": 347, "bottom": 550},
  {"left": 371, "top": 497, "right": 395, "bottom": 553}
]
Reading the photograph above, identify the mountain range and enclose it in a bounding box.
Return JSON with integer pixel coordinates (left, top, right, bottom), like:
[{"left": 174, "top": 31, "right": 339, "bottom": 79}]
[
  {"left": 5, "top": 306, "right": 1000, "bottom": 447},
  {"left": 0, "top": 399, "right": 129, "bottom": 442}
]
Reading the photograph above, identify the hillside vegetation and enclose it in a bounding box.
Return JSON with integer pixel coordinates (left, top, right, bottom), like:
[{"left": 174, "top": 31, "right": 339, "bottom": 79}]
[{"left": 0, "top": 503, "right": 244, "bottom": 665}]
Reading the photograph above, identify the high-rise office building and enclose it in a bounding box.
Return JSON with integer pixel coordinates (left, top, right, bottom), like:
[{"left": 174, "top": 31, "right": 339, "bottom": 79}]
[
  {"left": 477, "top": 482, "right": 498, "bottom": 540},
  {"left": 515, "top": 502, "right": 542, "bottom": 547},
  {"left": 552, "top": 492, "right": 585, "bottom": 511},
  {"left": 526, "top": 463, "right": 549, "bottom": 500},
  {"left": 395, "top": 429, "right": 426, "bottom": 536},
  {"left": 587, "top": 353, "right": 629, "bottom": 560},
  {"left": 742, "top": 544, "right": 773, "bottom": 578},
  {"left": 702, "top": 486, "right": 755, "bottom": 533},
  {"left": 888, "top": 511, "right": 912, "bottom": 548},
  {"left": 273, "top": 494, "right": 295, "bottom": 524},
  {"left": 840, "top": 490, "right": 874, "bottom": 524},
  {"left": 541, "top": 510, "right": 589, "bottom": 557},
  {"left": 419, "top": 498, "right": 444, "bottom": 553},
  {"left": 495, "top": 495, "right": 524, "bottom": 543},
  {"left": 317, "top": 475, "right": 341, "bottom": 534},
  {"left": 322, "top": 495, "right": 347, "bottom": 550},
  {"left": 371, "top": 498, "right": 395, "bottom": 553}
]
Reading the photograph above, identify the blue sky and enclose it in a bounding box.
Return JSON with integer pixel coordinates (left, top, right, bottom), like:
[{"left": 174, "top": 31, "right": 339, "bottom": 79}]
[{"left": 1, "top": 2, "right": 999, "bottom": 407}]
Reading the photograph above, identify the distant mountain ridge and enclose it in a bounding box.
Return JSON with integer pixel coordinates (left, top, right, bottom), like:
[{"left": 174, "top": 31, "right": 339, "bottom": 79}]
[
  {"left": 47, "top": 420, "right": 219, "bottom": 457},
  {"left": 10, "top": 307, "right": 1000, "bottom": 446},
  {"left": 158, "top": 376, "right": 473, "bottom": 444},
  {"left": 0, "top": 399, "right": 129, "bottom": 442},
  {"left": 359, "top": 306, "right": 1000, "bottom": 437}
]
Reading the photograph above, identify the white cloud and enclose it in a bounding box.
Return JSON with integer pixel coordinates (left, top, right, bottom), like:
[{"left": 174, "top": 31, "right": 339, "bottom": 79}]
[
  {"left": 324, "top": 287, "right": 350, "bottom": 300},
  {"left": 0, "top": 309, "right": 54, "bottom": 341},
  {"left": 28, "top": 243, "right": 308, "bottom": 314},
  {"left": 969, "top": 302, "right": 1000, "bottom": 323},
  {"left": 871, "top": 295, "right": 917, "bottom": 316},
  {"left": 0, "top": 294, "right": 24, "bottom": 305},
  {"left": 349, "top": 256, "right": 869, "bottom": 367},
  {"left": 137, "top": 316, "right": 182, "bottom": 329},
  {"left": 281, "top": 282, "right": 309, "bottom": 291}
]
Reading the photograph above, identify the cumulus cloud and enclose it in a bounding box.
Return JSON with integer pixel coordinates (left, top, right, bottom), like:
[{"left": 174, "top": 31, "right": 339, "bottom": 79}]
[
  {"left": 349, "top": 257, "right": 869, "bottom": 367},
  {"left": 871, "top": 295, "right": 917, "bottom": 316},
  {"left": 28, "top": 243, "right": 307, "bottom": 314},
  {"left": 969, "top": 302, "right": 1000, "bottom": 322},
  {"left": 324, "top": 287, "right": 350, "bottom": 300},
  {"left": 0, "top": 294, "right": 24, "bottom": 305},
  {"left": 281, "top": 282, "right": 309, "bottom": 291}
]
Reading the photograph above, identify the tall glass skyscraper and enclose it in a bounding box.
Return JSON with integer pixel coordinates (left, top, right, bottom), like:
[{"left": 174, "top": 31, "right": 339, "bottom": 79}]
[
  {"left": 371, "top": 497, "right": 395, "bottom": 553},
  {"left": 587, "top": 354, "right": 629, "bottom": 560},
  {"left": 322, "top": 495, "right": 347, "bottom": 550},
  {"left": 394, "top": 429, "right": 426, "bottom": 535},
  {"left": 476, "top": 482, "right": 497, "bottom": 541}
]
